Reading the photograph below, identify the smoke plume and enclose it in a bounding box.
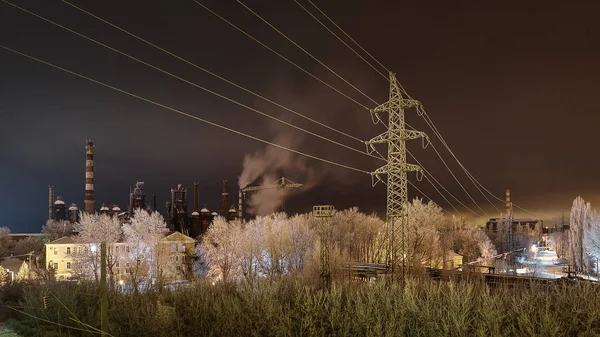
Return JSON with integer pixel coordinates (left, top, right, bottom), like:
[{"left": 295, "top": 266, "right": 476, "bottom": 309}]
[{"left": 238, "top": 132, "right": 319, "bottom": 216}]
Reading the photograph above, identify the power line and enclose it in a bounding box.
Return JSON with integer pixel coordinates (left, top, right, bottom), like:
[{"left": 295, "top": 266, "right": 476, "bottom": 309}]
[
  {"left": 2, "top": 0, "right": 381, "bottom": 163},
  {"left": 292, "top": 0, "right": 388, "bottom": 81},
  {"left": 407, "top": 149, "right": 481, "bottom": 217},
  {"left": 61, "top": 0, "right": 364, "bottom": 144},
  {"left": 0, "top": 44, "right": 371, "bottom": 175},
  {"left": 418, "top": 109, "right": 542, "bottom": 216},
  {"left": 305, "top": 0, "right": 389, "bottom": 73},
  {"left": 407, "top": 179, "right": 451, "bottom": 215},
  {"left": 191, "top": 0, "right": 372, "bottom": 110},
  {"left": 371, "top": 143, "right": 464, "bottom": 216},
  {"left": 237, "top": 0, "right": 379, "bottom": 106},
  {"left": 412, "top": 112, "right": 501, "bottom": 214},
  {"left": 296, "top": 0, "right": 514, "bottom": 216}
]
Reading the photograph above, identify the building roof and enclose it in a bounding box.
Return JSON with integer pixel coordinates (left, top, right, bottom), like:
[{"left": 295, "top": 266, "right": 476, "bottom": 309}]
[
  {"left": 160, "top": 231, "right": 195, "bottom": 243},
  {"left": 47, "top": 236, "right": 77, "bottom": 245},
  {"left": 0, "top": 257, "right": 25, "bottom": 273}
]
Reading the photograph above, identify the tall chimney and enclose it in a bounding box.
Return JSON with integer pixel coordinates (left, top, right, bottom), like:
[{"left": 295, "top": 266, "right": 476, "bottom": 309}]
[
  {"left": 505, "top": 189, "right": 511, "bottom": 217},
  {"left": 48, "top": 185, "right": 55, "bottom": 220},
  {"left": 85, "top": 140, "right": 95, "bottom": 214},
  {"left": 193, "top": 182, "right": 200, "bottom": 213},
  {"left": 238, "top": 188, "right": 243, "bottom": 220},
  {"left": 221, "top": 180, "right": 228, "bottom": 217}
]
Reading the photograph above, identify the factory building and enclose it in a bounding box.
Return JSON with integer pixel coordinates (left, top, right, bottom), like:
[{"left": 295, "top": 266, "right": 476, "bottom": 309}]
[{"left": 46, "top": 140, "right": 241, "bottom": 239}]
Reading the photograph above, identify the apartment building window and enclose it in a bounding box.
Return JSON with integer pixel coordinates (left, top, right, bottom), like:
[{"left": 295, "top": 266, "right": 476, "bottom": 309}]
[
  {"left": 53, "top": 263, "right": 58, "bottom": 269},
  {"left": 176, "top": 255, "right": 180, "bottom": 262},
  {"left": 66, "top": 247, "right": 71, "bottom": 254},
  {"left": 54, "top": 247, "right": 58, "bottom": 255},
  {"left": 66, "top": 262, "right": 71, "bottom": 270},
  {"left": 171, "top": 244, "right": 176, "bottom": 252},
  {"left": 126, "top": 246, "right": 130, "bottom": 253},
  {"left": 116, "top": 261, "right": 120, "bottom": 268},
  {"left": 115, "top": 246, "right": 120, "bottom": 253}
]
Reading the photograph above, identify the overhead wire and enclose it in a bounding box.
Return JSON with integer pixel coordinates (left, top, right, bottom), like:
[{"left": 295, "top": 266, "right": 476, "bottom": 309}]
[
  {"left": 292, "top": 0, "right": 388, "bottom": 81},
  {"left": 0, "top": 44, "right": 371, "bottom": 175},
  {"left": 294, "top": 0, "right": 517, "bottom": 216},
  {"left": 236, "top": 0, "right": 379, "bottom": 106},
  {"left": 191, "top": 0, "right": 372, "bottom": 110},
  {"left": 306, "top": 0, "right": 389, "bottom": 74},
  {"left": 370, "top": 148, "right": 457, "bottom": 215},
  {"left": 2, "top": 0, "right": 383, "bottom": 163},
  {"left": 61, "top": 0, "right": 364, "bottom": 144}
]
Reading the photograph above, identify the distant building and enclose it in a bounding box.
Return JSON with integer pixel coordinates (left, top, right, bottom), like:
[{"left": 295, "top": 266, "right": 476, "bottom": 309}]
[
  {"left": 485, "top": 218, "right": 543, "bottom": 232},
  {"left": 45, "top": 231, "right": 196, "bottom": 282}
]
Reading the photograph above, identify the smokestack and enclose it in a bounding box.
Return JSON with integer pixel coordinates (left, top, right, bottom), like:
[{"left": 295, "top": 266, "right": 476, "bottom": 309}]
[
  {"left": 221, "top": 180, "right": 228, "bottom": 217},
  {"left": 193, "top": 182, "right": 200, "bottom": 213},
  {"left": 48, "top": 185, "right": 54, "bottom": 220},
  {"left": 85, "top": 140, "right": 95, "bottom": 214},
  {"left": 238, "top": 189, "right": 243, "bottom": 220},
  {"left": 505, "top": 189, "right": 511, "bottom": 217}
]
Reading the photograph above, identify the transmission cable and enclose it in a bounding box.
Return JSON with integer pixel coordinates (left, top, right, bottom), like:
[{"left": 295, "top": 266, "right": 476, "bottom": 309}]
[
  {"left": 236, "top": 0, "right": 379, "bottom": 106},
  {"left": 306, "top": 0, "right": 389, "bottom": 74},
  {"left": 297, "top": 0, "right": 508, "bottom": 216},
  {"left": 191, "top": 0, "right": 372, "bottom": 110},
  {"left": 62, "top": 0, "right": 364, "bottom": 144},
  {"left": 370, "top": 147, "right": 462, "bottom": 216},
  {"left": 2, "top": 0, "right": 383, "bottom": 163},
  {"left": 292, "top": 0, "right": 388, "bottom": 81},
  {"left": 0, "top": 44, "right": 370, "bottom": 175}
]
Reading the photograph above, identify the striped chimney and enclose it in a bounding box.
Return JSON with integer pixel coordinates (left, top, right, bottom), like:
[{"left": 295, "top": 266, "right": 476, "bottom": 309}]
[
  {"left": 85, "top": 140, "right": 95, "bottom": 214},
  {"left": 221, "top": 180, "right": 228, "bottom": 217},
  {"left": 505, "top": 189, "right": 511, "bottom": 217}
]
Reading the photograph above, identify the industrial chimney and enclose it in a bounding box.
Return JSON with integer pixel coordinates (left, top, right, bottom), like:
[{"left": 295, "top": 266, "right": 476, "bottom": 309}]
[
  {"left": 85, "top": 140, "right": 95, "bottom": 214},
  {"left": 48, "top": 185, "right": 55, "bottom": 220},
  {"left": 221, "top": 180, "right": 228, "bottom": 217},
  {"left": 505, "top": 189, "right": 511, "bottom": 217}
]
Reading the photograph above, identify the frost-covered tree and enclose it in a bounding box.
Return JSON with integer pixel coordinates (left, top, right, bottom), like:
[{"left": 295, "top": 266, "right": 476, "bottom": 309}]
[
  {"left": 122, "top": 209, "right": 168, "bottom": 291},
  {"left": 15, "top": 260, "right": 36, "bottom": 281},
  {"left": 0, "top": 226, "right": 12, "bottom": 258},
  {"left": 200, "top": 217, "right": 242, "bottom": 281},
  {"left": 42, "top": 220, "right": 74, "bottom": 240},
  {"left": 73, "top": 213, "right": 123, "bottom": 282},
  {"left": 567, "top": 196, "right": 591, "bottom": 271},
  {"left": 405, "top": 198, "right": 445, "bottom": 268},
  {"left": 0, "top": 265, "right": 8, "bottom": 286},
  {"left": 330, "top": 208, "right": 387, "bottom": 264},
  {"left": 583, "top": 210, "right": 600, "bottom": 272}
]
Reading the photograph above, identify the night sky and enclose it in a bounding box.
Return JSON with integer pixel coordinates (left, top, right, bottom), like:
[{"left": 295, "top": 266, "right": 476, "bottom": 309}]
[{"left": 1, "top": 0, "right": 599, "bottom": 233}]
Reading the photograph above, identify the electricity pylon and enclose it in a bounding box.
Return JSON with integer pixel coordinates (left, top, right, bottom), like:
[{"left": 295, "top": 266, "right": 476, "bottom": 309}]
[{"left": 366, "top": 72, "right": 428, "bottom": 278}]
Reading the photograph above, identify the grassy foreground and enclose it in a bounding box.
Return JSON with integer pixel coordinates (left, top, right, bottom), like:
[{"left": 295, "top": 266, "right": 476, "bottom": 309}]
[{"left": 2, "top": 278, "right": 600, "bottom": 336}]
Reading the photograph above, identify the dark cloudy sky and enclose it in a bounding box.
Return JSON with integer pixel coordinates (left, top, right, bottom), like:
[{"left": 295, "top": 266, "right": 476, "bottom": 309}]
[{"left": 1, "top": 0, "right": 599, "bottom": 232}]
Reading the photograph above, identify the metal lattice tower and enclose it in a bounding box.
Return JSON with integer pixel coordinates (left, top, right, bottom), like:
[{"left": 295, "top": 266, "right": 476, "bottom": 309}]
[
  {"left": 366, "top": 72, "right": 428, "bottom": 277},
  {"left": 313, "top": 205, "right": 335, "bottom": 290}
]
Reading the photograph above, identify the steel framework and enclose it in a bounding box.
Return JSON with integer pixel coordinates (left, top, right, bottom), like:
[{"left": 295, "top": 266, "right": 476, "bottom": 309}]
[
  {"left": 313, "top": 205, "right": 335, "bottom": 289},
  {"left": 367, "top": 72, "right": 428, "bottom": 277}
]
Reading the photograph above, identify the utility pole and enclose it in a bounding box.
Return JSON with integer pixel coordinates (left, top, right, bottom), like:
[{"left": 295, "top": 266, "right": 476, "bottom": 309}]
[
  {"left": 313, "top": 205, "right": 334, "bottom": 290},
  {"left": 366, "top": 72, "right": 427, "bottom": 279}
]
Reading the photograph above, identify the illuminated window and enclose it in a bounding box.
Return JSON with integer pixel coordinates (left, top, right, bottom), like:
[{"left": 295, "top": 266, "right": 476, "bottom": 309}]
[{"left": 54, "top": 248, "right": 58, "bottom": 255}]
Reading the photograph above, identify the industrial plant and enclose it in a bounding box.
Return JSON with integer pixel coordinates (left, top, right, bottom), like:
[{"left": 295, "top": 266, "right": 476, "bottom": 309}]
[{"left": 46, "top": 140, "right": 305, "bottom": 239}]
